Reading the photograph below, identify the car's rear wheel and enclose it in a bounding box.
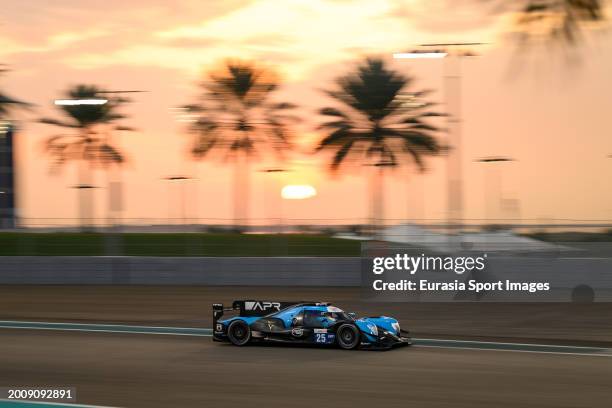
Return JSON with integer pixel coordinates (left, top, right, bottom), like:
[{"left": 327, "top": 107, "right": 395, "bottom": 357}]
[
  {"left": 336, "top": 324, "right": 360, "bottom": 349},
  {"left": 227, "top": 320, "right": 251, "bottom": 346}
]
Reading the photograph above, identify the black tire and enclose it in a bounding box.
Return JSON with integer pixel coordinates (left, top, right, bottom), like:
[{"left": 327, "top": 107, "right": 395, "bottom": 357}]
[
  {"left": 227, "top": 320, "right": 251, "bottom": 346},
  {"left": 336, "top": 323, "right": 360, "bottom": 350}
]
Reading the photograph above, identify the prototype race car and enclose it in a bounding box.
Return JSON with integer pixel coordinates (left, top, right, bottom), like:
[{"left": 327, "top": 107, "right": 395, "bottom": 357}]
[{"left": 213, "top": 300, "right": 411, "bottom": 350}]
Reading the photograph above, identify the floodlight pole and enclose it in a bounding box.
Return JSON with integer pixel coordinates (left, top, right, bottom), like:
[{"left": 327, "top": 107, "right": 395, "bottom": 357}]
[
  {"left": 259, "top": 168, "right": 290, "bottom": 234},
  {"left": 71, "top": 183, "right": 98, "bottom": 231},
  {"left": 394, "top": 42, "right": 485, "bottom": 245},
  {"left": 95, "top": 90, "right": 145, "bottom": 232},
  {"left": 163, "top": 176, "right": 192, "bottom": 226},
  {"left": 476, "top": 156, "right": 515, "bottom": 224},
  {"left": 444, "top": 51, "right": 463, "bottom": 237},
  {"left": 54, "top": 90, "right": 144, "bottom": 232}
]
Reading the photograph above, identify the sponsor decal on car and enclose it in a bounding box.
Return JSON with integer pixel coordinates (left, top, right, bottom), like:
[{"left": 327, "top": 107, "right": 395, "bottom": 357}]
[
  {"left": 215, "top": 323, "right": 223, "bottom": 333},
  {"left": 314, "top": 328, "right": 328, "bottom": 334},
  {"left": 291, "top": 327, "right": 304, "bottom": 337},
  {"left": 245, "top": 301, "right": 282, "bottom": 312}
]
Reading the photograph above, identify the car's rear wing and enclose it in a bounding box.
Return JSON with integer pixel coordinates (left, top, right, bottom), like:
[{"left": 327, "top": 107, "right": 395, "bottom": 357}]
[{"left": 212, "top": 303, "right": 233, "bottom": 331}]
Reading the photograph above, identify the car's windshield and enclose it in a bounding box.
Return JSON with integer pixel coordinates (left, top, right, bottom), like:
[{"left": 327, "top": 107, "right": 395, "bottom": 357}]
[
  {"left": 324, "top": 311, "right": 351, "bottom": 321},
  {"left": 267, "top": 306, "right": 300, "bottom": 319},
  {"left": 303, "top": 309, "right": 352, "bottom": 326}
]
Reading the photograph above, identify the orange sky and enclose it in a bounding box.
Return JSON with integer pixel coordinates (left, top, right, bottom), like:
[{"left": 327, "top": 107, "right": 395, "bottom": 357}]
[{"left": 1, "top": 0, "right": 612, "bottom": 226}]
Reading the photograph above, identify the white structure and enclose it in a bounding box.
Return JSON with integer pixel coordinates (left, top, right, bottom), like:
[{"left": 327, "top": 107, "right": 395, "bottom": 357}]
[{"left": 379, "top": 224, "right": 563, "bottom": 253}]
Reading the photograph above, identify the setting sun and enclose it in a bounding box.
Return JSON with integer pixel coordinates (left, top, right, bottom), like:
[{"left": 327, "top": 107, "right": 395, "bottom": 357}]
[{"left": 281, "top": 184, "right": 317, "bottom": 200}]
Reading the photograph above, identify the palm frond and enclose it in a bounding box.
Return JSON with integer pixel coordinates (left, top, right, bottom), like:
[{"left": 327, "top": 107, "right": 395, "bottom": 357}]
[
  {"left": 192, "top": 135, "right": 218, "bottom": 158},
  {"left": 318, "top": 107, "right": 349, "bottom": 118},
  {"left": 403, "top": 144, "right": 426, "bottom": 172},
  {"left": 330, "top": 140, "right": 356, "bottom": 170},
  {"left": 316, "top": 119, "right": 352, "bottom": 131},
  {"left": 0, "top": 68, "right": 32, "bottom": 118},
  {"left": 99, "top": 143, "right": 124, "bottom": 166},
  {"left": 268, "top": 102, "right": 297, "bottom": 110},
  {"left": 39, "top": 118, "right": 80, "bottom": 128},
  {"left": 114, "top": 125, "right": 136, "bottom": 131},
  {"left": 398, "top": 131, "right": 442, "bottom": 154},
  {"left": 515, "top": 0, "right": 604, "bottom": 44},
  {"left": 316, "top": 127, "right": 357, "bottom": 151}
]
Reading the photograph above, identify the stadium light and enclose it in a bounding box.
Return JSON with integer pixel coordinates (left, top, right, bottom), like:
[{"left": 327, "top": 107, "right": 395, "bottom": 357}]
[
  {"left": 54, "top": 99, "right": 108, "bottom": 106},
  {"left": 393, "top": 52, "right": 448, "bottom": 59},
  {"left": 394, "top": 42, "right": 485, "bottom": 239},
  {"left": 476, "top": 156, "right": 515, "bottom": 163}
]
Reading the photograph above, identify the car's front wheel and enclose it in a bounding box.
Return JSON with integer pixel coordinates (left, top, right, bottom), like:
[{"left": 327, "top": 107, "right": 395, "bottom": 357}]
[
  {"left": 336, "top": 324, "right": 360, "bottom": 349},
  {"left": 227, "top": 320, "right": 251, "bottom": 346}
]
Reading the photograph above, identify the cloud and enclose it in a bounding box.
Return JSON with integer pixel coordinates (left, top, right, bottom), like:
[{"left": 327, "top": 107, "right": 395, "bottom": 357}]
[
  {"left": 3, "top": 0, "right": 502, "bottom": 83},
  {"left": 387, "top": 0, "right": 495, "bottom": 32},
  {"left": 0, "top": 0, "right": 253, "bottom": 57},
  {"left": 58, "top": 0, "right": 406, "bottom": 80},
  {"left": 160, "top": 37, "right": 222, "bottom": 49},
  {"left": 0, "top": 27, "right": 110, "bottom": 59}
]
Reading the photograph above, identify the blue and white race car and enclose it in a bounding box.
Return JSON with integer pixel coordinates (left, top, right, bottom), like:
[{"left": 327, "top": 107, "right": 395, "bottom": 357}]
[{"left": 213, "top": 300, "right": 411, "bottom": 350}]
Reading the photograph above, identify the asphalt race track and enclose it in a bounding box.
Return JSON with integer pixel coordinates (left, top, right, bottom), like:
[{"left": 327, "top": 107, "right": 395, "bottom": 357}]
[
  {"left": 2, "top": 325, "right": 612, "bottom": 408},
  {"left": 1, "top": 286, "right": 612, "bottom": 407},
  {"left": 1, "top": 328, "right": 612, "bottom": 408},
  {"left": 3, "top": 286, "right": 612, "bottom": 344}
]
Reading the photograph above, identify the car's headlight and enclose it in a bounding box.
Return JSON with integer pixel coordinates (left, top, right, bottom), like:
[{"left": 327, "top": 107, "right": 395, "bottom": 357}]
[
  {"left": 366, "top": 323, "right": 378, "bottom": 336},
  {"left": 392, "top": 322, "right": 400, "bottom": 334}
]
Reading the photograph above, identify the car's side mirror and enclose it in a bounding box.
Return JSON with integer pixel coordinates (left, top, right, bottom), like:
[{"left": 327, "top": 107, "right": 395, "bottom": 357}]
[{"left": 348, "top": 312, "right": 357, "bottom": 319}]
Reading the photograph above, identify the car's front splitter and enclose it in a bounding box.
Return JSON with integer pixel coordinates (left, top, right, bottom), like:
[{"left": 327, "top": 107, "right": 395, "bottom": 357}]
[{"left": 359, "top": 332, "right": 412, "bottom": 350}]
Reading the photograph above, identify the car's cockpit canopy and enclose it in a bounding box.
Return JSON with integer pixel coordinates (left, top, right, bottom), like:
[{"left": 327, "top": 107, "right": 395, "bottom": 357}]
[{"left": 268, "top": 304, "right": 354, "bottom": 328}]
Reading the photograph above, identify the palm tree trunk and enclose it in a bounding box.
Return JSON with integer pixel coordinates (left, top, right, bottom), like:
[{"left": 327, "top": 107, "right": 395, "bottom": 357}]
[
  {"left": 192, "top": 161, "right": 199, "bottom": 225},
  {"left": 370, "top": 165, "right": 384, "bottom": 238},
  {"left": 233, "top": 150, "right": 249, "bottom": 232},
  {"left": 105, "top": 131, "right": 123, "bottom": 230},
  {"left": 77, "top": 158, "right": 94, "bottom": 232}
]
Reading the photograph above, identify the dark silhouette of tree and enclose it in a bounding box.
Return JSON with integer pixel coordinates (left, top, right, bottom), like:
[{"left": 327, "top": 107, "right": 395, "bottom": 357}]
[
  {"left": 41, "top": 84, "right": 132, "bottom": 229},
  {"left": 491, "top": 0, "right": 605, "bottom": 45},
  {"left": 184, "top": 60, "right": 298, "bottom": 229},
  {"left": 0, "top": 65, "right": 30, "bottom": 119},
  {"left": 315, "top": 58, "right": 444, "bottom": 231},
  {"left": 42, "top": 85, "right": 130, "bottom": 169},
  {"left": 516, "top": 0, "right": 604, "bottom": 44}
]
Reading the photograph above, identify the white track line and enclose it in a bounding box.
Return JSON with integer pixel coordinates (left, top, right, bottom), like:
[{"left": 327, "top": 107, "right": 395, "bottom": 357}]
[
  {"left": 0, "top": 320, "right": 210, "bottom": 331},
  {"left": 416, "top": 344, "right": 612, "bottom": 357},
  {"left": 0, "top": 325, "right": 210, "bottom": 337},
  {"left": 415, "top": 337, "right": 607, "bottom": 350},
  {"left": 1, "top": 321, "right": 610, "bottom": 357}
]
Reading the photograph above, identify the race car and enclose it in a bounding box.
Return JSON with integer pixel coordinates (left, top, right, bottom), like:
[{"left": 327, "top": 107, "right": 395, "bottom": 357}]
[{"left": 213, "top": 300, "right": 411, "bottom": 350}]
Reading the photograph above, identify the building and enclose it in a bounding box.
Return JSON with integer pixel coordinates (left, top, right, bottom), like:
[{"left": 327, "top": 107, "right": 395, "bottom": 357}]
[{"left": 0, "top": 121, "right": 16, "bottom": 229}]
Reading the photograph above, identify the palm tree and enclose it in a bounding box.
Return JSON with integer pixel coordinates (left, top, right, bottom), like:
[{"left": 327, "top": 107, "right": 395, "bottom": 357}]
[
  {"left": 481, "top": 0, "right": 604, "bottom": 46},
  {"left": 0, "top": 65, "right": 30, "bottom": 120},
  {"left": 42, "top": 84, "right": 131, "bottom": 230},
  {"left": 315, "top": 58, "right": 444, "bottom": 233},
  {"left": 514, "top": 0, "right": 604, "bottom": 44},
  {"left": 184, "top": 60, "right": 298, "bottom": 230}
]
